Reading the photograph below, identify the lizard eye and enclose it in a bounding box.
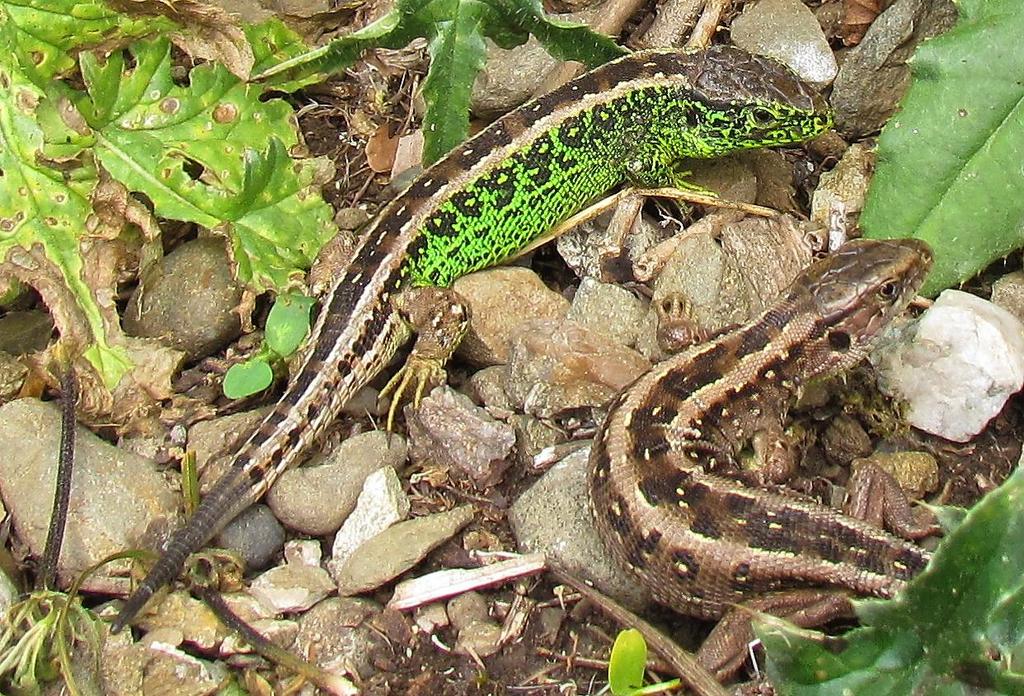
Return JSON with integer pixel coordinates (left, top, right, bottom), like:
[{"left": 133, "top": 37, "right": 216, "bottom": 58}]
[
  {"left": 750, "top": 107, "right": 775, "bottom": 127},
  {"left": 828, "top": 330, "right": 851, "bottom": 352},
  {"left": 878, "top": 280, "right": 899, "bottom": 300}
]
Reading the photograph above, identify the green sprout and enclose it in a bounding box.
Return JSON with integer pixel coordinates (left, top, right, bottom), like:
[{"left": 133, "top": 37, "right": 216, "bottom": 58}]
[
  {"left": 608, "top": 628, "right": 681, "bottom": 695},
  {"left": 223, "top": 292, "right": 315, "bottom": 398}
]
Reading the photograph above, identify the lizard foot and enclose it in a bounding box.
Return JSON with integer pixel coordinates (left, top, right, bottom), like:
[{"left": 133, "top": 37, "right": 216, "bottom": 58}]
[{"left": 379, "top": 355, "right": 447, "bottom": 431}]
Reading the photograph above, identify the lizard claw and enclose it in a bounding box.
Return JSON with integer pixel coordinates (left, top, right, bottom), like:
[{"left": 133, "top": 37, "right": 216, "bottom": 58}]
[{"left": 379, "top": 355, "right": 447, "bottom": 431}]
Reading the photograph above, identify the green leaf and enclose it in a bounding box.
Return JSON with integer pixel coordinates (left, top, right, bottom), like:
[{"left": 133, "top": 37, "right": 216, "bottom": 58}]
[
  {"left": 609, "top": 629, "right": 647, "bottom": 696},
  {"left": 254, "top": 0, "right": 624, "bottom": 164},
  {"left": 265, "top": 292, "right": 315, "bottom": 356},
  {"left": 245, "top": 17, "right": 319, "bottom": 92},
  {"left": 496, "top": 0, "right": 625, "bottom": 67},
  {"left": 0, "top": 54, "right": 129, "bottom": 387},
  {"left": 861, "top": 0, "right": 1024, "bottom": 296},
  {"left": 253, "top": 5, "right": 408, "bottom": 86},
  {"left": 0, "top": 0, "right": 161, "bottom": 84},
  {"left": 421, "top": 1, "right": 490, "bottom": 164},
  {"left": 223, "top": 359, "right": 274, "bottom": 399},
  {"left": 760, "top": 467, "right": 1024, "bottom": 694},
  {"left": 72, "top": 38, "right": 336, "bottom": 293}
]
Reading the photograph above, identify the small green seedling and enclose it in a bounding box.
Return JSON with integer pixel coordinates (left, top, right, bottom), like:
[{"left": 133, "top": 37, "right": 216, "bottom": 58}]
[
  {"left": 223, "top": 292, "right": 315, "bottom": 398},
  {"left": 608, "top": 628, "right": 681, "bottom": 695}
]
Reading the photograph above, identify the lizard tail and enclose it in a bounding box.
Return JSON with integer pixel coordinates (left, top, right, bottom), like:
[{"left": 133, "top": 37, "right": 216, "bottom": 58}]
[{"left": 111, "top": 468, "right": 252, "bottom": 632}]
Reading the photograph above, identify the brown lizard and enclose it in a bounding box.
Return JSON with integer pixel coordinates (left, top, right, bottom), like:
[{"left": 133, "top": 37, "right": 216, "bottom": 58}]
[{"left": 588, "top": 238, "right": 934, "bottom": 675}]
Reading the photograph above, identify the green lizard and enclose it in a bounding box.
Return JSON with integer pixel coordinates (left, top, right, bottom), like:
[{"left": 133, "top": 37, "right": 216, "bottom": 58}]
[{"left": 113, "top": 44, "right": 832, "bottom": 630}]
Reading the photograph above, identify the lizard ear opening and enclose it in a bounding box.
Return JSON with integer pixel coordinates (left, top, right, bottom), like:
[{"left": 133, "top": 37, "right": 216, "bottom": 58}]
[{"left": 828, "top": 330, "right": 852, "bottom": 352}]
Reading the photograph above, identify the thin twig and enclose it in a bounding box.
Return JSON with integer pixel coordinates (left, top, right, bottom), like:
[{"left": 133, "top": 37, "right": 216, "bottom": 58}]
[
  {"left": 40, "top": 368, "right": 78, "bottom": 591},
  {"left": 686, "top": 0, "right": 733, "bottom": 49},
  {"left": 550, "top": 569, "right": 728, "bottom": 696}
]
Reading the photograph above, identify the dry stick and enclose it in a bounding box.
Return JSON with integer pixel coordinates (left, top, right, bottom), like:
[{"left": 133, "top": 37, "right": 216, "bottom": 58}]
[
  {"left": 685, "top": 0, "right": 733, "bottom": 49},
  {"left": 39, "top": 368, "right": 78, "bottom": 591},
  {"left": 533, "top": 0, "right": 649, "bottom": 96},
  {"left": 550, "top": 570, "right": 728, "bottom": 696},
  {"left": 639, "top": 0, "right": 706, "bottom": 49}
]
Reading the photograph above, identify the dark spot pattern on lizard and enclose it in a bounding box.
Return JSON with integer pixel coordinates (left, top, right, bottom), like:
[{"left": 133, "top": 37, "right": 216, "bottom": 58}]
[
  {"left": 672, "top": 549, "right": 700, "bottom": 579},
  {"left": 690, "top": 512, "right": 722, "bottom": 540}
]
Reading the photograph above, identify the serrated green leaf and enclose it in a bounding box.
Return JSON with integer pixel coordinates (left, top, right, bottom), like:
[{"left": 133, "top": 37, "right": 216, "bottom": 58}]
[
  {"left": 495, "top": 0, "right": 625, "bottom": 66},
  {"left": 265, "top": 292, "right": 314, "bottom": 356},
  {"left": 254, "top": 0, "right": 624, "bottom": 164},
  {"left": 72, "top": 38, "right": 336, "bottom": 292},
  {"left": 761, "top": 468, "right": 1024, "bottom": 694},
  {"left": 246, "top": 17, "right": 314, "bottom": 86},
  {"left": 0, "top": 0, "right": 161, "bottom": 83},
  {"left": 988, "top": 584, "right": 1024, "bottom": 656},
  {"left": 421, "top": 1, "right": 490, "bottom": 164},
  {"left": 861, "top": 0, "right": 1024, "bottom": 296},
  {"left": 223, "top": 359, "right": 274, "bottom": 399},
  {"left": 0, "top": 59, "right": 129, "bottom": 387},
  {"left": 253, "top": 5, "right": 408, "bottom": 86},
  {"left": 608, "top": 629, "right": 647, "bottom": 696}
]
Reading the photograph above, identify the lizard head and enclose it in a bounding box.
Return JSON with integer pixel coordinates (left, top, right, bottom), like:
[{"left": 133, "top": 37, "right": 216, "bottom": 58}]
[
  {"left": 681, "top": 45, "right": 833, "bottom": 155},
  {"left": 784, "top": 238, "right": 933, "bottom": 379}
]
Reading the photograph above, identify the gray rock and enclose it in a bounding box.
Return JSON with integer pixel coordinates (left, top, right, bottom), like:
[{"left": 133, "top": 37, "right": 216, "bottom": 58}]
[
  {"left": 832, "top": 0, "right": 957, "bottom": 136},
  {"left": 413, "top": 602, "right": 450, "bottom": 633},
  {"left": 0, "top": 399, "right": 178, "bottom": 583},
  {"left": 329, "top": 466, "right": 410, "bottom": 577},
  {"left": 0, "top": 351, "right": 26, "bottom": 402},
  {"left": 0, "top": 310, "right": 52, "bottom": 354},
  {"left": 220, "top": 616, "right": 299, "bottom": 655},
  {"left": 248, "top": 541, "right": 335, "bottom": 614},
  {"left": 103, "top": 626, "right": 227, "bottom": 696},
  {"left": 511, "top": 414, "right": 567, "bottom": 471},
  {"left": 811, "top": 143, "right": 875, "bottom": 228},
  {"left": 453, "top": 267, "right": 570, "bottom": 366},
  {"left": 566, "top": 278, "right": 648, "bottom": 348},
  {"left": 505, "top": 319, "right": 650, "bottom": 418},
  {"left": 991, "top": 271, "right": 1024, "bottom": 324},
  {"left": 464, "top": 365, "right": 515, "bottom": 418},
  {"left": 124, "top": 237, "right": 243, "bottom": 361},
  {"left": 334, "top": 505, "right": 475, "bottom": 596},
  {"left": 471, "top": 38, "right": 560, "bottom": 118},
  {"left": 732, "top": 0, "right": 838, "bottom": 85},
  {"left": 141, "top": 642, "right": 228, "bottom": 696},
  {"left": 133, "top": 591, "right": 232, "bottom": 649},
  {"left": 187, "top": 407, "right": 271, "bottom": 484},
  {"left": 266, "top": 430, "right": 409, "bottom": 535},
  {"left": 508, "top": 447, "right": 649, "bottom": 610},
  {"left": 212, "top": 503, "right": 285, "bottom": 570},
  {"left": 406, "top": 386, "right": 516, "bottom": 488},
  {"left": 448, "top": 591, "right": 502, "bottom": 657},
  {"left": 0, "top": 565, "right": 16, "bottom": 616},
  {"left": 294, "top": 597, "right": 386, "bottom": 679}
]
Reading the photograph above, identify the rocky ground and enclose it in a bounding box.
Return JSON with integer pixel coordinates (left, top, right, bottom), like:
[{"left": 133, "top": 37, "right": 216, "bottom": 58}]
[{"left": 2, "top": 0, "right": 1023, "bottom": 694}]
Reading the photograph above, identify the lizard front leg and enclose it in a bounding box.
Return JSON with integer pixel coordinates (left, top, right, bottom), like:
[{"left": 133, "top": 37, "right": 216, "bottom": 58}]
[{"left": 378, "top": 286, "right": 471, "bottom": 430}]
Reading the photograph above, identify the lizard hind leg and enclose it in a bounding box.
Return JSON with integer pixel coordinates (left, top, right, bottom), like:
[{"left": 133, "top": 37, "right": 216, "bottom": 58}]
[{"left": 379, "top": 286, "right": 471, "bottom": 430}]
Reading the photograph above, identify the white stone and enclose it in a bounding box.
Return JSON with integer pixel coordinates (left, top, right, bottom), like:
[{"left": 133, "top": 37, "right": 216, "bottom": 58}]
[
  {"left": 873, "top": 290, "right": 1024, "bottom": 442},
  {"left": 329, "top": 466, "right": 410, "bottom": 571}
]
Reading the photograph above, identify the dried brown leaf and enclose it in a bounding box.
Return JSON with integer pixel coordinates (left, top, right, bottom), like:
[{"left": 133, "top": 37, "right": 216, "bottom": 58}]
[{"left": 841, "top": 0, "right": 883, "bottom": 46}]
